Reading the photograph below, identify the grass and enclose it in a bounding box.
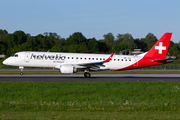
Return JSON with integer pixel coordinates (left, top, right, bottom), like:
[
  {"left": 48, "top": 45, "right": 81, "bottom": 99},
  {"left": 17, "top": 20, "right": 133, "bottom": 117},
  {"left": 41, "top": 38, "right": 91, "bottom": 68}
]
[
  {"left": 1, "top": 111, "right": 180, "bottom": 120},
  {"left": 0, "top": 82, "right": 180, "bottom": 119},
  {"left": 0, "top": 82, "right": 180, "bottom": 109}
]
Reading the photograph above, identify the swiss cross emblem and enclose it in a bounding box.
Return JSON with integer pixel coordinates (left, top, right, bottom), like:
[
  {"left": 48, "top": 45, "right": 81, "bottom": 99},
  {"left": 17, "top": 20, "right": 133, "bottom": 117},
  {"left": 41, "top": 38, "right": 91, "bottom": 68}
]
[{"left": 155, "top": 42, "right": 166, "bottom": 54}]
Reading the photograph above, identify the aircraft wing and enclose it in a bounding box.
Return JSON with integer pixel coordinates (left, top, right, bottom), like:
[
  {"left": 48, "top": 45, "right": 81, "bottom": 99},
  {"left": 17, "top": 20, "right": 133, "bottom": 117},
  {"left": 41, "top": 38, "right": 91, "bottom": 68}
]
[{"left": 77, "top": 53, "right": 115, "bottom": 68}]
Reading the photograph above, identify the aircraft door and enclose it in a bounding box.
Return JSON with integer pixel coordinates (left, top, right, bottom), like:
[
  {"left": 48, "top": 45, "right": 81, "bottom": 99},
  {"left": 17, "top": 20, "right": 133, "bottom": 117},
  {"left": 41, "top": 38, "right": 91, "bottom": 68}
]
[{"left": 25, "top": 52, "right": 30, "bottom": 62}]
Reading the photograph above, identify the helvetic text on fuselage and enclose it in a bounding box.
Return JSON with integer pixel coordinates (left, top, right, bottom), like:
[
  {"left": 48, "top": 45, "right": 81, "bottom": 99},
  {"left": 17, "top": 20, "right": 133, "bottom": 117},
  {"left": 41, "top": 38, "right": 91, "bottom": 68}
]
[{"left": 30, "top": 54, "right": 66, "bottom": 60}]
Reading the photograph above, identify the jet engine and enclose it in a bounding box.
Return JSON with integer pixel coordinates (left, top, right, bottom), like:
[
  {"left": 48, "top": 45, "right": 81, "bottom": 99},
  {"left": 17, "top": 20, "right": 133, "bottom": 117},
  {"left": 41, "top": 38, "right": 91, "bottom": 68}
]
[{"left": 59, "top": 65, "right": 77, "bottom": 74}]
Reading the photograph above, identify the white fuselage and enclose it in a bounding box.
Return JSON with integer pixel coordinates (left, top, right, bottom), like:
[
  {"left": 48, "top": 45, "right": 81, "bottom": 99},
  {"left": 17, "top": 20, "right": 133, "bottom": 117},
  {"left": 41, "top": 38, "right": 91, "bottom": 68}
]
[{"left": 3, "top": 51, "right": 143, "bottom": 71}]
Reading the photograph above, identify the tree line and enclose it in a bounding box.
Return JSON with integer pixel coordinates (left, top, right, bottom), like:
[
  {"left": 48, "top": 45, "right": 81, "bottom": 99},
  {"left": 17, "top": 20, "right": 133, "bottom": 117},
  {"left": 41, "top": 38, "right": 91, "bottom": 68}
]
[{"left": 0, "top": 29, "right": 180, "bottom": 58}]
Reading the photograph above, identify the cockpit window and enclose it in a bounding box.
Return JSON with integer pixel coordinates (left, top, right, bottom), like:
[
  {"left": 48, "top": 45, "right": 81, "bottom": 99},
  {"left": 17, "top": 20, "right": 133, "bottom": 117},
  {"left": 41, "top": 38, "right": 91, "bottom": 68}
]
[{"left": 11, "top": 54, "right": 18, "bottom": 57}]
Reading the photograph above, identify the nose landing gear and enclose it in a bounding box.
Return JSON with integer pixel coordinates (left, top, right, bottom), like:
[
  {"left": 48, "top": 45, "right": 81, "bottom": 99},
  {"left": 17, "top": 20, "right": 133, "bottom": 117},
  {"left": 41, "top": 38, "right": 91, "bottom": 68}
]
[{"left": 19, "top": 66, "right": 24, "bottom": 76}]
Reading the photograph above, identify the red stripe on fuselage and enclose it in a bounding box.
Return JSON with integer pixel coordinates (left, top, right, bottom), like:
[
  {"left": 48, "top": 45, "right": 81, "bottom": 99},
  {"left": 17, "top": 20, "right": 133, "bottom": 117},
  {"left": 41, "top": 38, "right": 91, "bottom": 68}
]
[{"left": 114, "top": 57, "right": 166, "bottom": 72}]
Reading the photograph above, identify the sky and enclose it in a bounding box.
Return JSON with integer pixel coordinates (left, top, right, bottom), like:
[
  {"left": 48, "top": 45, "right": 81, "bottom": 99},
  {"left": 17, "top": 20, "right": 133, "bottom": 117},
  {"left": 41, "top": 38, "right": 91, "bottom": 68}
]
[{"left": 1, "top": 0, "right": 180, "bottom": 43}]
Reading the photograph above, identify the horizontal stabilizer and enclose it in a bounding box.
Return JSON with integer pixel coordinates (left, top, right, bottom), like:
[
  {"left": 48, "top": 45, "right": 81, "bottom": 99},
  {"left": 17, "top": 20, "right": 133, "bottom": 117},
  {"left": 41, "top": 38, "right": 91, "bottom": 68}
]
[{"left": 154, "top": 58, "right": 174, "bottom": 63}]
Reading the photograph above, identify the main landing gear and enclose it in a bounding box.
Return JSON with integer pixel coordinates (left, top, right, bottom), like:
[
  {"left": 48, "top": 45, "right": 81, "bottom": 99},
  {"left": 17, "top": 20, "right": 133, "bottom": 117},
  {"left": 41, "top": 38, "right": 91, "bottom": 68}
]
[
  {"left": 84, "top": 72, "right": 91, "bottom": 78},
  {"left": 19, "top": 66, "right": 24, "bottom": 76}
]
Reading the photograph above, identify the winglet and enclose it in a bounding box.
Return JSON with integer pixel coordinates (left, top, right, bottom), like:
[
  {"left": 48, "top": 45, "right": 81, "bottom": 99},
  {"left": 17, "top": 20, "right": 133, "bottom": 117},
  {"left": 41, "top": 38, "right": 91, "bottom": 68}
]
[{"left": 103, "top": 53, "right": 115, "bottom": 62}]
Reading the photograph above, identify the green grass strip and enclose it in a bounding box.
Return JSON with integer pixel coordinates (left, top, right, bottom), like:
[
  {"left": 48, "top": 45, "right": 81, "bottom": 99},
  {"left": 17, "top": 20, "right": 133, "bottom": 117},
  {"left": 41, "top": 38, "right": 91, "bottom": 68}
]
[
  {"left": 0, "top": 82, "right": 180, "bottom": 112},
  {"left": 0, "top": 111, "right": 180, "bottom": 120}
]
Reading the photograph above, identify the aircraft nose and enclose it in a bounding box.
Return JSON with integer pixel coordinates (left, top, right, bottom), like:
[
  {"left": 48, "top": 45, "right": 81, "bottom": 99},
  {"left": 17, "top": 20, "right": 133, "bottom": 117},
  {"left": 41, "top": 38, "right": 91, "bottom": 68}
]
[{"left": 2, "top": 59, "right": 8, "bottom": 65}]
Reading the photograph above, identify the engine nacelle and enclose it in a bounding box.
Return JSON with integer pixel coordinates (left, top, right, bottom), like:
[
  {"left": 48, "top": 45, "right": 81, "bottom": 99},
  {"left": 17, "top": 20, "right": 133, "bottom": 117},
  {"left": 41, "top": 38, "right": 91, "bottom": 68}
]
[{"left": 59, "top": 65, "right": 77, "bottom": 74}]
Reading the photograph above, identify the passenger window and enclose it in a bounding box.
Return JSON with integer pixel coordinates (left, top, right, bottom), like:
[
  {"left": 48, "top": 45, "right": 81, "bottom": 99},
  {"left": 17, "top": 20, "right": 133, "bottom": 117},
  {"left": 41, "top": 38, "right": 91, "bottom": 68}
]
[
  {"left": 96, "top": 58, "right": 98, "bottom": 60},
  {"left": 68, "top": 57, "right": 69, "bottom": 59},
  {"left": 114, "top": 59, "right": 116, "bottom": 61},
  {"left": 76, "top": 57, "right": 78, "bottom": 59},
  {"left": 118, "top": 59, "right": 119, "bottom": 61},
  {"left": 103, "top": 58, "right": 105, "bottom": 60},
  {"left": 92, "top": 58, "right": 94, "bottom": 60},
  {"left": 85, "top": 58, "right": 86, "bottom": 60},
  {"left": 100, "top": 58, "right": 102, "bottom": 60},
  {"left": 122, "top": 59, "right": 123, "bottom": 61},
  {"left": 72, "top": 57, "right": 74, "bottom": 59},
  {"left": 80, "top": 57, "right": 82, "bottom": 59},
  {"left": 89, "top": 58, "right": 91, "bottom": 60}
]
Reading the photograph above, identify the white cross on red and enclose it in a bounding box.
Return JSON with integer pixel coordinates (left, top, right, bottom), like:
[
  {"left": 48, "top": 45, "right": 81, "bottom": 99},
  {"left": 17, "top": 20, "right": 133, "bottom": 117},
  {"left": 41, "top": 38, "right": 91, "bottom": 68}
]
[{"left": 155, "top": 42, "right": 166, "bottom": 54}]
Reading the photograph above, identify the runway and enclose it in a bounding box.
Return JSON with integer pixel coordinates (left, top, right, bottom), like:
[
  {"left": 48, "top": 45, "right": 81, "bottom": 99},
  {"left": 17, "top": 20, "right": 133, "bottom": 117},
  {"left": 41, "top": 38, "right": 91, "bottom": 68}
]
[{"left": 0, "top": 74, "right": 180, "bottom": 82}]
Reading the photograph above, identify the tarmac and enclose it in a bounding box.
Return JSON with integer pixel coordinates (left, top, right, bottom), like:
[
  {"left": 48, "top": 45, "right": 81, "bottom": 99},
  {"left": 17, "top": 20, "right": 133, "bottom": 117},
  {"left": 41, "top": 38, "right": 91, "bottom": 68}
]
[{"left": 0, "top": 74, "right": 180, "bottom": 82}]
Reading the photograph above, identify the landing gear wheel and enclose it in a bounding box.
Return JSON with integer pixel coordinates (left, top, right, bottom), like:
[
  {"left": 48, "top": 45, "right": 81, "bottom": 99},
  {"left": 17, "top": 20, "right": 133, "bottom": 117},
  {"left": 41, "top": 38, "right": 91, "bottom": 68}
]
[
  {"left": 20, "top": 72, "right": 23, "bottom": 76},
  {"left": 19, "top": 66, "right": 24, "bottom": 76},
  {"left": 84, "top": 72, "right": 91, "bottom": 78}
]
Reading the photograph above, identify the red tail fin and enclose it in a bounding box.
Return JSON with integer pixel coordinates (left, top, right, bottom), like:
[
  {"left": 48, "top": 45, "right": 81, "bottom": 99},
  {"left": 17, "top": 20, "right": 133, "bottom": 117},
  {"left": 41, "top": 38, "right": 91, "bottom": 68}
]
[{"left": 144, "top": 33, "right": 172, "bottom": 59}]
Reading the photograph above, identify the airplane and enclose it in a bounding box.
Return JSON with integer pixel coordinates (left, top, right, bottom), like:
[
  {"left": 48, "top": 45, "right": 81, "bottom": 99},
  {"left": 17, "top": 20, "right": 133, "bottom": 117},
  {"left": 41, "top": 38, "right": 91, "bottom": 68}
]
[{"left": 3, "top": 33, "right": 173, "bottom": 77}]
